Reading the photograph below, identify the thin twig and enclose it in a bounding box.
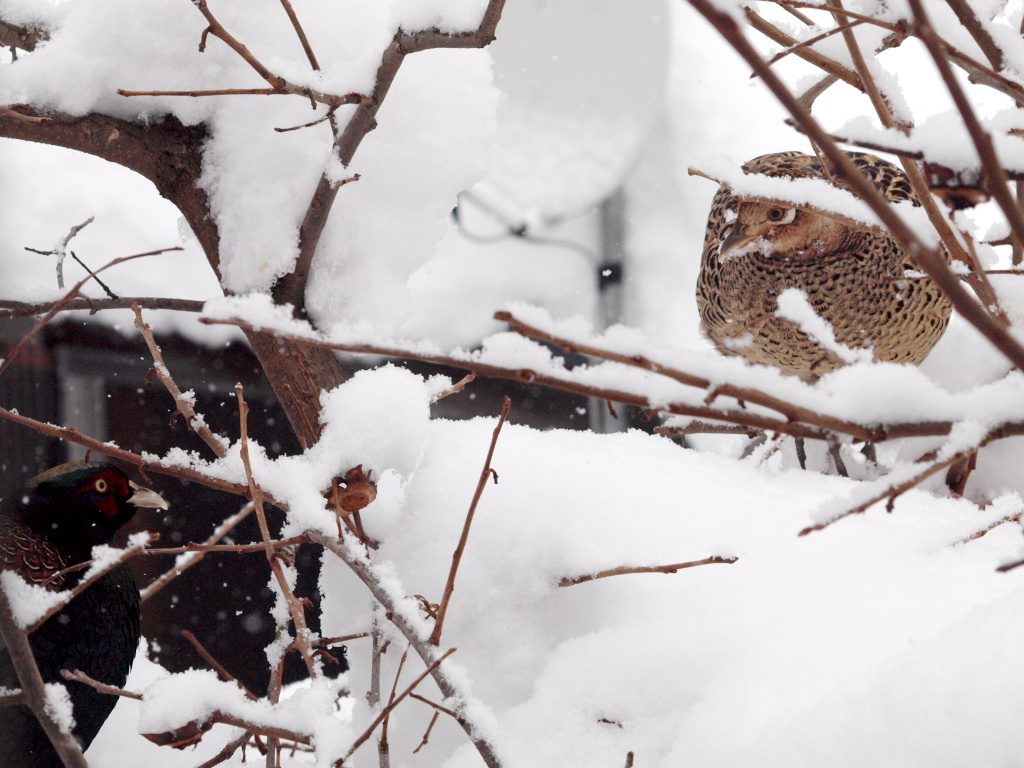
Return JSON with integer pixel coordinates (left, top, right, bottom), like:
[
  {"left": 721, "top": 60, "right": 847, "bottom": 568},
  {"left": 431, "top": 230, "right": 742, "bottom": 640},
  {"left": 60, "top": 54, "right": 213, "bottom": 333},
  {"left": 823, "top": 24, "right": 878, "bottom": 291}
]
[
  {"left": 413, "top": 711, "right": 440, "bottom": 754},
  {"left": 0, "top": 588, "right": 88, "bottom": 766},
  {"left": 431, "top": 373, "right": 476, "bottom": 403},
  {"left": 745, "top": 7, "right": 862, "bottom": 90},
  {"left": 309, "top": 530, "right": 503, "bottom": 768},
  {"left": 558, "top": 556, "right": 738, "bottom": 587},
  {"left": 908, "top": 0, "right": 1024, "bottom": 260},
  {"left": 0, "top": 296, "right": 206, "bottom": 317},
  {"left": 379, "top": 645, "right": 410, "bottom": 767},
  {"left": 338, "top": 648, "right": 457, "bottom": 766},
  {"left": 655, "top": 422, "right": 763, "bottom": 438},
  {"left": 192, "top": 1, "right": 282, "bottom": 86},
  {"left": 409, "top": 691, "right": 459, "bottom": 719},
  {"left": 26, "top": 533, "right": 154, "bottom": 634},
  {"left": 181, "top": 630, "right": 257, "bottom": 700},
  {"left": 36, "top": 216, "right": 93, "bottom": 289},
  {"left": 134, "top": 303, "right": 229, "bottom": 458},
  {"left": 144, "top": 535, "right": 305, "bottom": 557},
  {"left": 194, "top": 730, "right": 257, "bottom": 768},
  {"left": 141, "top": 502, "right": 256, "bottom": 603},
  {"left": 954, "top": 511, "right": 1023, "bottom": 545},
  {"left": 60, "top": 668, "right": 142, "bottom": 700},
  {"left": 798, "top": 446, "right": 981, "bottom": 536},
  {"left": 236, "top": 384, "right": 317, "bottom": 679},
  {"left": 274, "top": 0, "right": 507, "bottom": 315},
  {"left": 764, "top": 19, "right": 864, "bottom": 68},
  {"left": 116, "top": 87, "right": 361, "bottom": 106},
  {"left": 0, "top": 248, "right": 180, "bottom": 381},
  {"left": 278, "top": 0, "right": 320, "bottom": 70},
  {"left": 430, "top": 397, "right": 511, "bottom": 646},
  {"left": 943, "top": 0, "right": 1003, "bottom": 70},
  {"left": 369, "top": 608, "right": 385, "bottom": 767}
]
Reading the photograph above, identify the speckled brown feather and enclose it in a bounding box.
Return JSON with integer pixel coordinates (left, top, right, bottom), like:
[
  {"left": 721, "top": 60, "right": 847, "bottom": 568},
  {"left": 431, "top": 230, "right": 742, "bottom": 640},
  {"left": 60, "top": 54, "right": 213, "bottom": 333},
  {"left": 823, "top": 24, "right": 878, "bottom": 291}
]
[
  {"left": 696, "top": 151, "right": 952, "bottom": 380},
  {"left": 0, "top": 516, "right": 68, "bottom": 589}
]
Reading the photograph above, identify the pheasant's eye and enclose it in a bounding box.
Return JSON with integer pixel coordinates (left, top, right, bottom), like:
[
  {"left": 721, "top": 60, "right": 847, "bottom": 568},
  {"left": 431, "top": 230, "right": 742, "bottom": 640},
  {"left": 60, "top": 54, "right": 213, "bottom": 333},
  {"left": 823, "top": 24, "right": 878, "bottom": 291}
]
[
  {"left": 94, "top": 478, "right": 108, "bottom": 493},
  {"left": 768, "top": 207, "right": 796, "bottom": 224}
]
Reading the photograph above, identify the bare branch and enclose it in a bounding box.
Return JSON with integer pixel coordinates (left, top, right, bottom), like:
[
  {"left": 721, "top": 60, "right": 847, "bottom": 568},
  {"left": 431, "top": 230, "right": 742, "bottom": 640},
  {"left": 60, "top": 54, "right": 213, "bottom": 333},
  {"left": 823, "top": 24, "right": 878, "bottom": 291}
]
[
  {"left": 799, "top": 444, "right": 984, "bottom": 536},
  {"left": 0, "top": 588, "right": 88, "bottom": 767},
  {"left": 338, "top": 648, "right": 457, "bottom": 766},
  {"left": 908, "top": 0, "right": 1024, "bottom": 260},
  {"left": 943, "top": 0, "right": 1003, "bottom": 70},
  {"left": 378, "top": 645, "right": 410, "bottom": 767},
  {"left": 190, "top": 0, "right": 285, "bottom": 88},
  {"left": 0, "top": 248, "right": 180, "bottom": 381},
  {"left": 308, "top": 530, "right": 503, "bottom": 768},
  {"left": 409, "top": 691, "right": 459, "bottom": 720},
  {"left": 60, "top": 668, "right": 142, "bottom": 701},
  {"left": 430, "top": 397, "right": 511, "bottom": 646},
  {"left": 558, "top": 556, "right": 738, "bottom": 587},
  {"left": 274, "top": 0, "right": 507, "bottom": 315},
  {"left": 764, "top": 19, "right": 865, "bottom": 69},
  {"left": 413, "top": 711, "right": 440, "bottom": 754},
  {"left": 236, "top": 384, "right": 318, "bottom": 679},
  {"left": 26, "top": 216, "right": 94, "bottom": 289},
  {"left": 193, "top": 730, "right": 257, "bottom": 768},
  {"left": 141, "top": 502, "right": 255, "bottom": 602},
  {"left": 0, "top": 296, "right": 206, "bottom": 318},
  {"left": 116, "top": 87, "right": 362, "bottom": 108},
  {"left": 278, "top": 0, "right": 320, "bottom": 71},
  {"left": 199, "top": 313, "right": 980, "bottom": 445},
  {"left": 134, "top": 303, "right": 230, "bottom": 457},
  {"left": 26, "top": 534, "right": 154, "bottom": 634},
  {"left": 745, "top": 7, "right": 863, "bottom": 90},
  {"left": 431, "top": 373, "right": 476, "bottom": 403}
]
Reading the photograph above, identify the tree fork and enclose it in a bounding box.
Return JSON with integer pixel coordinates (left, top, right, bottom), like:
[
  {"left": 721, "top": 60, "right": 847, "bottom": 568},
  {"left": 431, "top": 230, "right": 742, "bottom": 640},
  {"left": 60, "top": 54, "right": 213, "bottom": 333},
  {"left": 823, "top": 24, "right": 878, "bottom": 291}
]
[{"left": 0, "top": 107, "right": 345, "bottom": 445}]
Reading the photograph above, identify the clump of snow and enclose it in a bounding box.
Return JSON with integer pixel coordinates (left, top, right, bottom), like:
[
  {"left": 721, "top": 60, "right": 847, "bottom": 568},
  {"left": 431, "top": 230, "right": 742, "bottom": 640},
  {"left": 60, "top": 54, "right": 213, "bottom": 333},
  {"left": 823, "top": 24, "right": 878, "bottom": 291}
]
[
  {"left": 43, "top": 683, "right": 75, "bottom": 734},
  {"left": 156, "top": 364, "right": 433, "bottom": 537},
  {"left": 0, "top": 571, "right": 66, "bottom": 629},
  {"left": 390, "top": 0, "right": 490, "bottom": 33},
  {"left": 305, "top": 46, "right": 500, "bottom": 335},
  {"left": 201, "top": 294, "right": 318, "bottom": 339},
  {"left": 2, "top": 0, "right": 501, "bottom": 325},
  {"left": 693, "top": 155, "right": 939, "bottom": 245},
  {"left": 82, "top": 532, "right": 152, "bottom": 582},
  {"left": 775, "top": 288, "right": 874, "bottom": 364}
]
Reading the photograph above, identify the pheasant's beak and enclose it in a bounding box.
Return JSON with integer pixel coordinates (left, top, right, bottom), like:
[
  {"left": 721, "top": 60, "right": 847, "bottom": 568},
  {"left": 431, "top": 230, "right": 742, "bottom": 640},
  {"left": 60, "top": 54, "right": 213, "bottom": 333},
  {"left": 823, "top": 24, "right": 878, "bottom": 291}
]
[
  {"left": 128, "top": 480, "right": 170, "bottom": 510},
  {"left": 718, "top": 223, "right": 757, "bottom": 261}
]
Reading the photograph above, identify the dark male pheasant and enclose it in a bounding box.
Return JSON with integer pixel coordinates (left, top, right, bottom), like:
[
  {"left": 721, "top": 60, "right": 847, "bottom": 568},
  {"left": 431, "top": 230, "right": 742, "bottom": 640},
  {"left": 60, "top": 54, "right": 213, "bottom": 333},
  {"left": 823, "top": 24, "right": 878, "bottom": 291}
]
[
  {"left": 696, "top": 151, "right": 952, "bottom": 380},
  {"left": 0, "top": 462, "right": 167, "bottom": 767}
]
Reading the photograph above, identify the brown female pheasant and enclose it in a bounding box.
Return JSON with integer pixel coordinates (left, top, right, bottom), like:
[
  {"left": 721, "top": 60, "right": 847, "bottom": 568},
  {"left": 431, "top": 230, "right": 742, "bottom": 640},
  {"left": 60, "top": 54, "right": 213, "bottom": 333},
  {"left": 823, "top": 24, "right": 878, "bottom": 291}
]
[{"left": 696, "top": 151, "right": 952, "bottom": 380}]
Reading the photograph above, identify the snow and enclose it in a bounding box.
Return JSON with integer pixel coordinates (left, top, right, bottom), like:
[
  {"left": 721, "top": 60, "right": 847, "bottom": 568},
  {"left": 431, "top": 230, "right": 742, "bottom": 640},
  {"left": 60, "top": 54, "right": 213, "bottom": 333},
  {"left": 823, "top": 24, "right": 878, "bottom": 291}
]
[
  {"left": 317, "top": 418, "right": 1024, "bottom": 768},
  {"left": 7, "top": 0, "right": 1024, "bottom": 767},
  {"left": 692, "top": 155, "right": 939, "bottom": 244},
  {"left": 775, "top": 287, "right": 874, "bottom": 364},
  {"left": 0, "top": 571, "right": 66, "bottom": 630},
  {"left": 43, "top": 683, "right": 75, "bottom": 734},
  {"left": 81, "top": 532, "right": 153, "bottom": 583}
]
